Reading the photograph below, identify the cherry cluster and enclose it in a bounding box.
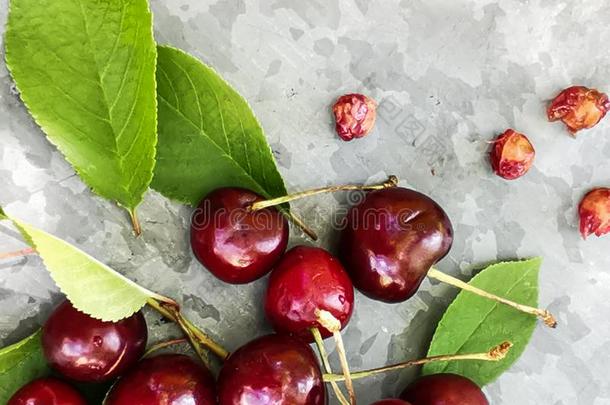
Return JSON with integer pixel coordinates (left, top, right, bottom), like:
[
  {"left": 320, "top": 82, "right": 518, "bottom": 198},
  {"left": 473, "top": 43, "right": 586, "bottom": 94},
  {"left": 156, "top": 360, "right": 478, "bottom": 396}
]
[
  {"left": 11, "top": 84, "right": 608, "bottom": 404},
  {"left": 9, "top": 176, "right": 498, "bottom": 405}
]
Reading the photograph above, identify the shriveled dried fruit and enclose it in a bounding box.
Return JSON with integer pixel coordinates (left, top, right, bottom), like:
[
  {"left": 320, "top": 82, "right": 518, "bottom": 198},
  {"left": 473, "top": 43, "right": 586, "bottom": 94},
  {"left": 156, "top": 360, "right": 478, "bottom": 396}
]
[
  {"left": 578, "top": 188, "right": 610, "bottom": 239},
  {"left": 547, "top": 86, "right": 610, "bottom": 135},
  {"left": 332, "top": 93, "right": 377, "bottom": 141},
  {"left": 489, "top": 129, "right": 535, "bottom": 180}
]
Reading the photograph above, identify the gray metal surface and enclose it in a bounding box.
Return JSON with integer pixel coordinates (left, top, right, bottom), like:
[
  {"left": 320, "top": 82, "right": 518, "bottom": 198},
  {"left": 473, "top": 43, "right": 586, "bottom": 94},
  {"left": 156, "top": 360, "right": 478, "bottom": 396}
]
[{"left": 1, "top": 1, "right": 610, "bottom": 403}]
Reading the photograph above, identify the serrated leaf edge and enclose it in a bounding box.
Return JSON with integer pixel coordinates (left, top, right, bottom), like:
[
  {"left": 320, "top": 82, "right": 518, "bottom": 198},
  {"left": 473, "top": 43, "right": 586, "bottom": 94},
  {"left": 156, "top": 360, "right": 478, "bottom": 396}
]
[
  {"left": 153, "top": 44, "right": 287, "bottom": 205},
  {"left": 4, "top": 0, "right": 158, "bottom": 212},
  {"left": 4, "top": 211, "right": 160, "bottom": 322},
  {"left": 425, "top": 257, "right": 542, "bottom": 383}
]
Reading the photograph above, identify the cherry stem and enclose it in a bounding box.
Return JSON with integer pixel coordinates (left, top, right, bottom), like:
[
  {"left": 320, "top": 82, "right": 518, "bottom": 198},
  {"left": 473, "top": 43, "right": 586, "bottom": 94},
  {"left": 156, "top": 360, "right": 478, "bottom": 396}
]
[
  {"left": 311, "top": 328, "right": 351, "bottom": 405},
  {"left": 128, "top": 208, "right": 142, "bottom": 237},
  {"left": 427, "top": 268, "right": 557, "bottom": 328},
  {"left": 146, "top": 297, "right": 229, "bottom": 362},
  {"left": 249, "top": 175, "right": 399, "bottom": 211},
  {"left": 323, "top": 341, "right": 513, "bottom": 382},
  {"left": 333, "top": 330, "right": 356, "bottom": 405},
  {"left": 315, "top": 309, "right": 356, "bottom": 405},
  {"left": 144, "top": 338, "right": 188, "bottom": 357},
  {"left": 0, "top": 247, "right": 36, "bottom": 260},
  {"left": 285, "top": 210, "right": 319, "bottom": 241}
]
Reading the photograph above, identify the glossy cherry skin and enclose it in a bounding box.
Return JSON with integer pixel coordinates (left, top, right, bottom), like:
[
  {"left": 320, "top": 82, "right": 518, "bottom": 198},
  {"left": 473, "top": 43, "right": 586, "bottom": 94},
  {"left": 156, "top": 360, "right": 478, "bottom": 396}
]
[
  {"left": 104, "top": 354, "right": 216, "bottom": 405},
  {"left": 265, "top": 246, "right": 354, "bottom": 340},
  {"left": 371, "top": 400, "right": 412, "bottom": 405},
  {"left": 339, "top": 187, "right": 453, "bottom": 303},
  {"left": 400, "top": 374, "right": 488, "bottom": 405},
  {"left": 191, "top": 187, "right": 289, "bottom": 284},
  {"left": 42, "top": 300, "right": 147, "bottom": 382},
  {"left": 8, "top": 378, "right": 86, "bottom": 405},
  {"left": 218, "top": 334, "right": 326, "bottom": 405}
]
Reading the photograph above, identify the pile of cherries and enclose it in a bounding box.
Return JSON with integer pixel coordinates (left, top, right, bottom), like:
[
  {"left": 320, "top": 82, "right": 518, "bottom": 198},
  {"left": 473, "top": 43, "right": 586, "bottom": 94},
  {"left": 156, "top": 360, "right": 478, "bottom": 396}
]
[
  {"left": 9, "top": 84, "right": 608, "bottom": 404},
  {"left": 10, "top": 175, "right": 489, "bottom": 405}
]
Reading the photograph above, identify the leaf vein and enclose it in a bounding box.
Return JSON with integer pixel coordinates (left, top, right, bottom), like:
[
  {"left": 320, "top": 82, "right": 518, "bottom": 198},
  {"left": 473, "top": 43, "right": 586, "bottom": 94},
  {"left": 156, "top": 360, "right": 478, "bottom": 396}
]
[
  {"left": 168, "top": 56, "right": 205, "bottom": 131},
  {"left": 436, "top": 266, "right": 536, "bottom": 374},
  {"left": 100, "top": 3, "right": 126, "bottom": 80}
]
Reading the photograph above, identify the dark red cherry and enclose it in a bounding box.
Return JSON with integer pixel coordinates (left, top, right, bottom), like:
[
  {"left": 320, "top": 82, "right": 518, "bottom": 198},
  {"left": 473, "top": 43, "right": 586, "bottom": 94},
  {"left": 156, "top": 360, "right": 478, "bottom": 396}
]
[
  {"left": 371, "top": 400, "right": 412, "bottom": 405},
  {"left": 400, "top": 374, "right": 488, "bottom": 405},
  {"left": 42, "top": 300, "right": 147, "bottom": 382},
  {"left": 8, "top": 378, "right": 86, "bottom": 405},
  {"left": 218, "top": 334, "right": 325, "bottom": 405},
  {"left": 264, "top": 245, "right": 354, "bottom": 340},
  {"left": 191, "top": 187, "right": 289, "bottom": 284},
  {"left": 339, "top": 187, "right": 453, "bottom": 302},
  {"left": 104, "top": 354, "right": 216, "bottom": 405}
]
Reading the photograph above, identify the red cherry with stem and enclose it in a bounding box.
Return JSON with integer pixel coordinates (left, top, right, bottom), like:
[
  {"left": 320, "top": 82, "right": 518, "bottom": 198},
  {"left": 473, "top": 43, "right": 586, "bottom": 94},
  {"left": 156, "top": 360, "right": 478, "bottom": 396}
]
[
  {"left": 264, "top": 245, "right": 354, "bottom": 340},
  {"left": 339, "top": 187, "right": 453, "bottom": 303},
  {"left": 264, "top": 246, "right": 355, "bottom": 404},
  {"left": 42, "top": 300, "right": 147, "bottom": 382},
  {"left": 191, "top": 187, "right": 289, "bottom": 284},
  {"left": 339, "top": 187, "right": 557, "bottom": 326},
  {"left": 104, "top": 354, "right": 216, "bottom": 405},
  {"left": 217, "top": 334, "right": 325, "bottom": 405},
  {"left": 400, "top": 374, "right": 488, "bottom": 405},
  {"left": 372, "top": 400, "right": 412, "bottom": 405},
  {"left": 8, "top": 378, "right": 86, "bottom": 405}
]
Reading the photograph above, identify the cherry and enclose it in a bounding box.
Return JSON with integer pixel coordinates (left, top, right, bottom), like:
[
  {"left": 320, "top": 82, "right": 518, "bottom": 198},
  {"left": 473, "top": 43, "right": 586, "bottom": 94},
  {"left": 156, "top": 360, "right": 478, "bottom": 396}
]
[
  {"left": 578, "top": 187, "right": 610, "bottom": 239},
  {"left": 264, "top": 245, "right": 354, "bottom": 340},
  {"left": 217, "top": 334, "right": 325, "bottom": 405},
  {"left": 339, "top": 187, "right": 453, "bottom": 302},
  {"left": 372, "top": 401, "right": 412, "bottom": 405},
  {"left": 104, "top": 354, "right": 216, "bottom": 405},
  {"left": 547, "top": 86, "right": 610, "bottom": 134},
  {"left": 338, "top": 187, "right": 556, "bottom": 325},
  {"left": 8, "top": 378, "right": 86, "bottom": 405},
  {"left": 489, "top": 129, "right": 535, "bottom": 180},
  {"left": 332, "top": 93, "right": 377, "bottom": 141},
  {"left": 400, "top": 374, "right": 488, "bottom": 405},
  {"left": 191, "top": 187, "right": 289, "bottom": 284},
  {"left": 42, "top": 300, "right": 147, "bottom": 382}
]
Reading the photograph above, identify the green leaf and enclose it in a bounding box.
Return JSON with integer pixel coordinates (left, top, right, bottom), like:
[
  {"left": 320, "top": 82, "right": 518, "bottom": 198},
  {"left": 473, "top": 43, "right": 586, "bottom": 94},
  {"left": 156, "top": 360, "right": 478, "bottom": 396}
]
[
  {"left": 152, "top": 45, "right": 287, "bottom": 205},
  {"left": 423, "top": 258, "right": 541, "bottom": 386},
  {"left": 0, "top": 331, "right": 49, "bottom": 403},
  {"left": 0, "top": 207, "right": 6, "bottom": 220},
  {"left": 5, "top": 0, "right": 157, "bottom": 213},
  {"left": 6, "top": 214, "right": 159, "bottom": 322}
]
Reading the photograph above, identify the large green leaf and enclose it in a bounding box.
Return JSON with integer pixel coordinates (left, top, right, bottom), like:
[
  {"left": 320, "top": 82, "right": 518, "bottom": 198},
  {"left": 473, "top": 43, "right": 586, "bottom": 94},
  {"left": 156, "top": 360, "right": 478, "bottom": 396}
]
[
  {"left": 0, "top": 331, "right": 49, "bottom": 403},
  {"left": 3, "top": 213, "right": 159, "bottom": 322},
  {"left": 5, "top": 0, "right": 157, "bottom": 216},
  {"left": 152, "top": 45, "right": 287, "bottom": 205},
  {"left": 423, "top": 258, "right": 541, "bottom": 386}
]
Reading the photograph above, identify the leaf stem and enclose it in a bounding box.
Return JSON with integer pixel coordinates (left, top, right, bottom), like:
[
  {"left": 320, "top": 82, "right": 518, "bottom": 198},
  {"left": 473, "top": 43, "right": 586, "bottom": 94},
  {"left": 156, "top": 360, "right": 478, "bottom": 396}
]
[
  {"left": 250, "top": 175, "right": 399, "bottom": 211},
  {"left": 311, "top": 328, "right": 350, "bottom": 405},
  {"left": 427, "top": 268, "right": 557, "bottom": 328},
  {"left": 0, "top": 247, "right": 36, "bottom": 260},
  {"left": 128, "top": 208, "right": 142, "bottom": 237},
  {"left": 146, "top": 297, "right": 229, "bottom": 361},
  {"left": 323, "top": 341, "right": 513, "bottom": 382},
  {"left": 144, "top": 338, "right": 188, "bottom": 357}
]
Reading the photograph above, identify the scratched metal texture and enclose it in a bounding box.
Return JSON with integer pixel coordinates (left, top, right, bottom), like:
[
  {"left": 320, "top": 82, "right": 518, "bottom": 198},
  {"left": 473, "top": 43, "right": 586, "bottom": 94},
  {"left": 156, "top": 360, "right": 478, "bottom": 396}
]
[{"left": 1, "top": 1, "right": 610, "bottom": 404}]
